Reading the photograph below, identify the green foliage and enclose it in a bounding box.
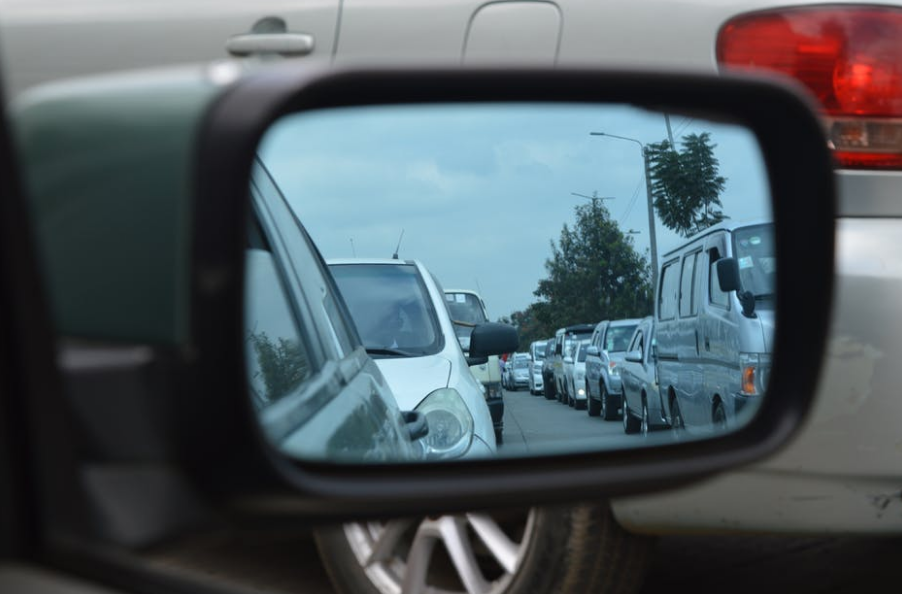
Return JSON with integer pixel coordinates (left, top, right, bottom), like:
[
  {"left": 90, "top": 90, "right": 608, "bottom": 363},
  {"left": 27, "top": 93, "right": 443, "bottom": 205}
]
[
  {"left": 249, "top": 331, "right": 309, "bottom": 405},
  {"left": 520, "top": 198, "right": 652, "bottom": 339},
  {"left": 647, "top": 132, "right": 727, "bottom": 237}
]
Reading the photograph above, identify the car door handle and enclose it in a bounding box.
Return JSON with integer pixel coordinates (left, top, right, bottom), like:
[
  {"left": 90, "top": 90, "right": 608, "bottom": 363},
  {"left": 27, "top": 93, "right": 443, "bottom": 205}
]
[
  {"left": 402, "top": 410, "right": 429, "bottom": 441},
  {"left": 226, "top": 32, "right": 315, "bottom": 57},
  {"left": 705, "top": 336, "right": 710, "bottom": 351}
]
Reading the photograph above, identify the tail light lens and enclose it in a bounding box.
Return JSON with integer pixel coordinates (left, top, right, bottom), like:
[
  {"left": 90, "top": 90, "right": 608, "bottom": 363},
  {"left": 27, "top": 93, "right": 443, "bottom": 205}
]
[{"left": 717, "top": 6, "right": 902, "bottom": 169}]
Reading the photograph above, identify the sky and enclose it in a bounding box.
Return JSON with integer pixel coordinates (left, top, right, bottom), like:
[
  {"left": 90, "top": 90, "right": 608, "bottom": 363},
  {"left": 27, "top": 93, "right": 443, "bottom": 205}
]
[{"left": 258, "top": 103, "right": 770, "bottom": 321}]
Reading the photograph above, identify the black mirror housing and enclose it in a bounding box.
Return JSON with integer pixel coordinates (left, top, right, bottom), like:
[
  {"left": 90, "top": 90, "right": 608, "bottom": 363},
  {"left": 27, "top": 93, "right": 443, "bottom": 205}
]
[
  {"left": 716, "top": 257, "right": 741, "bottom": 292},
  {"left": 469, "top": 323, "right": 519, "bottom": 359}
]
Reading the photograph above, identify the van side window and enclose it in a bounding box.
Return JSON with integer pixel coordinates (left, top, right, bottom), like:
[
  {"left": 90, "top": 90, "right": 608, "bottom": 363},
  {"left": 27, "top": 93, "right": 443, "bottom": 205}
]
[
  {"left": 658, "top": 261, "right": 679, "bottom": 320},
  {"left": 679, "top": 252, "right": 699, "bottom": 318},
  {"left": 708, "top": 249, "right": 730, "bottom": 309}
]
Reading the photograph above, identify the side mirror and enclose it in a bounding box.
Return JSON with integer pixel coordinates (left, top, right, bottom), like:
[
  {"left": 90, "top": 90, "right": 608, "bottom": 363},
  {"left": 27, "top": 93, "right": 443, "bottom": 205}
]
[
  {"left": 716, "top": 257, "right": 741, "bottom": 292},
  {"left": 469, "top": 323, "right": 519, "bottom": 359},
  {"left": 467, "top": 356, "right": 489, "bottom": 366},
  {"left": 586, "top": 345, "right": 599, "bottom": 357},
  {"left": 20, "top": 64, "right": 835, "bottom": 523},
  {"left": 624, "top": 350, "right": 643, "bottom": 363}
]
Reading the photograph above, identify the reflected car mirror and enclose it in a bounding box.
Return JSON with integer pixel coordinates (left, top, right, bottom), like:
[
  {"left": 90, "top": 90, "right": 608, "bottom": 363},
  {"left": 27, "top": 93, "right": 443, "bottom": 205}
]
[
  {"left": 625, "top": 350, "right": 643, "bottom": 363},
  {"left": 470, "top": 323, "right": 519, "bottom": 359}
]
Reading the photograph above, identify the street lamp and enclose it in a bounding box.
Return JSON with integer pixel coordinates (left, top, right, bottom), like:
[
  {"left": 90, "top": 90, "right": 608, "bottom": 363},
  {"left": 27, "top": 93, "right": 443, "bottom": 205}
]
[
  {"left": 589, "top": 131, "right": 659, "bottom": 291},
  {"left": 570, "top": 191, "right": 615, "bottom": 202},
  {"left": 626, "top": 229, "right": 641, "bottom": 235}
]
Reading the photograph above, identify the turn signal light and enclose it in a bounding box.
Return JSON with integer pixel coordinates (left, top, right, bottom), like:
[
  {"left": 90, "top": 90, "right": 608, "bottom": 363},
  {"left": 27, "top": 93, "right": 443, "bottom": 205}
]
[{"left": 717, "top": 7, "right": 902, "bottom": 169}]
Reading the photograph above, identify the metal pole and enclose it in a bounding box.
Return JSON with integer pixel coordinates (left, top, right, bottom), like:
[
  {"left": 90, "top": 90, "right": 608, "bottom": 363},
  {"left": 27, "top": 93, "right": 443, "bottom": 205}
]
[{"left": 642, "top": 147, "right": 658, "bottom": 291}]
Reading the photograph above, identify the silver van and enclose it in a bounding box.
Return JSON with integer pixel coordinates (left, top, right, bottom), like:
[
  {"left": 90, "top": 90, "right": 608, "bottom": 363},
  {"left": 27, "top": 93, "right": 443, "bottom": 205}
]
[{"left": 655, "top": 221, "right": 774, "bottom": 434}]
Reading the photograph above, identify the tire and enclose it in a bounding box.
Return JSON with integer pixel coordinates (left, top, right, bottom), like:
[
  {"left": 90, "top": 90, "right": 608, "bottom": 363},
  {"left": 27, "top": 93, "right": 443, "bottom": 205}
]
[
  {"left": 640, "top": 397, "right": 650, "bottom": 437},
  {"left": 712, "top": 402, "right": 727, "bottom": 432},
  {"left": 670, "top": 395, "right": 685, "bottom": 440},
  {"left": 544, "top": 378, "right": 556, "bottom": 400},
  {"left": 314, "top": 504, "right": 653, "bottom": 594},
  {"left": 495, "top": 427, "right": 504, "bottom": 444},
  {"left": 622, "top": 398, "right": 641, "bottom": 434},
  {"left": 587, "top": 382, "right": 601, "bottom": 417},
  {"left": 601, "top": 384, "right": 618, "bottom": 421},
  {"left": 567, "top": 381, "right": 575, "bottom": 407}
]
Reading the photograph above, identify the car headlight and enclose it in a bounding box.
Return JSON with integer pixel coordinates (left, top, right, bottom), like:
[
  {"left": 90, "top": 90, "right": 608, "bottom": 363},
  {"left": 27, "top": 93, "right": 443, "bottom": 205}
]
[
  {"left": 608, "top": 361, "right": 619, "bottom": 377},
  {"left": 414, "top": 388, "right": 474, "bottom": 460}
]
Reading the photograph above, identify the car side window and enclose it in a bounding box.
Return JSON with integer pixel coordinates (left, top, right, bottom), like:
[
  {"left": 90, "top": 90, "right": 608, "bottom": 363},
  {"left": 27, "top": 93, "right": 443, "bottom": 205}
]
[
  {"left": 245, "top": 247, "right": 313, "bottom": 410},
  {"left": 251, "top": 160, "right": 357, "bottom": 358},
  {"left": 659, "top": 260, "right": 679, "bottom": 320},
  {"left": 679, "top": 251, "right": 699, "bottom": 318}
]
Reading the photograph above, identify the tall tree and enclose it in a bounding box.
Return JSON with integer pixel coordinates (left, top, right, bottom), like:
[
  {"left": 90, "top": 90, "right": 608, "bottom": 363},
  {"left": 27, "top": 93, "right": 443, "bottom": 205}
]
[
  {"left": 647, "top": 132, "right": 727, "bottom": 237},
  {"left": 532, "top": 198, "right": 653, "bottom": 330}
]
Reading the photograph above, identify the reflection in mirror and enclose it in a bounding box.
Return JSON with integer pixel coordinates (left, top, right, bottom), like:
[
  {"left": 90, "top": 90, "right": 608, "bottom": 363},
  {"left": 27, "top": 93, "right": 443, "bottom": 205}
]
[{"left": 246, "top": 103, "right": 774, "bottom": 464}]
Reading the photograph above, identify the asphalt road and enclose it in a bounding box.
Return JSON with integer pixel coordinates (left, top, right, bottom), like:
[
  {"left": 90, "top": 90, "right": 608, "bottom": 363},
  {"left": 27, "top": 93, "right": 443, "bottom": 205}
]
[{"left": 498, "top": 384, "right": 639, "bottom": 456}]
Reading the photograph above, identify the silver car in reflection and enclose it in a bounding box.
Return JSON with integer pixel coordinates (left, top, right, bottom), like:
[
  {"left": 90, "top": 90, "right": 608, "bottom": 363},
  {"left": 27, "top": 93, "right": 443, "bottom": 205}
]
[
  {"left": 620, "top": 317, "right": 666, "bottom": 435},
  {"left": 328, "top": 258, "right": 497, "bottom": 458}
]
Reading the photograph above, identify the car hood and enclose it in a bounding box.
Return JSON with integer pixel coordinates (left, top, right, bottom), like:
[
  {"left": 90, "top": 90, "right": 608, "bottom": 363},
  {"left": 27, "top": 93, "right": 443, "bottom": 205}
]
[{"left": 374, "top": 355, "right": 452, "bottom": 410}]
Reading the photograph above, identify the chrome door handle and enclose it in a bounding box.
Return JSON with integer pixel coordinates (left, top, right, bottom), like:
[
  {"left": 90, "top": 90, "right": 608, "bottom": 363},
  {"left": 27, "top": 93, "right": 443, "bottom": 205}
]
[{"left": 226, "top": 32, "right": 314, "bottom": 57}]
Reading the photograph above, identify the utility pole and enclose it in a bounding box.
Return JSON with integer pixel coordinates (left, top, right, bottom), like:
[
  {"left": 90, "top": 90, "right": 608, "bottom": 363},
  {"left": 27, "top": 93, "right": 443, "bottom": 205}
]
[
  {"left": 665, "top": 114, "right": 676, "bottom": 147},
  {"left": 589, "top": 132, "right": 659, "bottom": 292}
]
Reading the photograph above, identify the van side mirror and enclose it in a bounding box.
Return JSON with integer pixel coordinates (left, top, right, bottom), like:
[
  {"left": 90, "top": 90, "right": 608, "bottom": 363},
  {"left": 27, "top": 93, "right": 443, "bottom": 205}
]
[
  {"left": 469, "top": 323, "right": 519, "bottom": 359},
  {"left": 716, "top": 257, "right": 741, "bottom": 292},
  {"left": 586, "top": 345, "right": 599, "bottom": 357}
]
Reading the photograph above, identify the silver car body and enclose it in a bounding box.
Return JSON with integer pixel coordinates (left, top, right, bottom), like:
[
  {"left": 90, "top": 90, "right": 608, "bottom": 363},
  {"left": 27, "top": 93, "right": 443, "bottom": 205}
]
[
  {"left": 528, "top": 339, "right": 547, "bottom": 394},
  {"left": 620, "top": 317, "right": 666, "bottom": 432},
  {"left": 327, "top": 258, "right": 496, "bottom": 458}
]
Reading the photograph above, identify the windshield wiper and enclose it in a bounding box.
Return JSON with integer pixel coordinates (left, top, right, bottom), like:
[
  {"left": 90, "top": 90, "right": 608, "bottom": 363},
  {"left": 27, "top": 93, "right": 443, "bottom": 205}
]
[{"left": 365, "top": 346, "right": 420, "bottom": 357}]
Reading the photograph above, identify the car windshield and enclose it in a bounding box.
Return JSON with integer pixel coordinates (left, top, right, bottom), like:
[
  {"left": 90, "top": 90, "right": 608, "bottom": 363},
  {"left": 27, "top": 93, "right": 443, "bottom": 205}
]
[
  {"left": 533, "top": 346, "right": 546, "bottom": 360},
  {"left": 445, "top": 292, "right": 488, "bottom": 342},
  {"left": 329, "top": 263, "right": 442, "bottom": 356},
  {"left": 605, "top": 325, "right": 638, "bottom": 352},
  {"left": 514, "top": 357, "right": 529, "bottom": 368},
  {"left": 732, "top": 223, "right": 776, "bottom": 302}
]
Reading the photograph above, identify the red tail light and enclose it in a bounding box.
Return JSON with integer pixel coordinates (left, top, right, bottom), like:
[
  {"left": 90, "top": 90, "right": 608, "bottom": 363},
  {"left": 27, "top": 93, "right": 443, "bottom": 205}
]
[{"left": 717, "top": 6, "right": 902, "bottom": 169}]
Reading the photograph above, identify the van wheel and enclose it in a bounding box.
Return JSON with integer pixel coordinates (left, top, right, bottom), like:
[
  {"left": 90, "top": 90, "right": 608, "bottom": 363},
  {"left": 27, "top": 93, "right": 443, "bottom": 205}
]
[
  {"left": 670, "top": 396, "right": 685, "bottom": 439},
  {"left": 544, "top": 380, "right": 556, "bottom": 400},
  {"left": 315, "top": 504, "right": 653, "bottom": 594},
  {"left": 712, "top": 402, "right": 727, "bottom": 431}
]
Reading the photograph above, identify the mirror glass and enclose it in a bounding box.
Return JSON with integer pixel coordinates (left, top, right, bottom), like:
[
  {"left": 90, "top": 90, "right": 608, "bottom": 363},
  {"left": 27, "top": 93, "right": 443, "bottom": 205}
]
[{"left": 245, "top": 102, "right": 773, "bottom": 464}]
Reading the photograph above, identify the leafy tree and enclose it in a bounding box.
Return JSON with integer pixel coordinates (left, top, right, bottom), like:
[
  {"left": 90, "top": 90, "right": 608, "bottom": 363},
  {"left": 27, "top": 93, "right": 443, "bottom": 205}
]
[
  {"left": 647, "top": 132, "right": 727, "bottom": 237},
  {"left": 532, "top": 198, "right": 653, "bottom": 330},
  {"left": 248, "top": 331, "right": 309, "bottom": 405}
]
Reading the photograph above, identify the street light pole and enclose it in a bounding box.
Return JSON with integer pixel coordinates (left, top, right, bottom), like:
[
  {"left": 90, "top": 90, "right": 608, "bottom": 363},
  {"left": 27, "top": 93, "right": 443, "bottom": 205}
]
[{"left": 589, "top": 132, "right": 659, "bottom": 291}]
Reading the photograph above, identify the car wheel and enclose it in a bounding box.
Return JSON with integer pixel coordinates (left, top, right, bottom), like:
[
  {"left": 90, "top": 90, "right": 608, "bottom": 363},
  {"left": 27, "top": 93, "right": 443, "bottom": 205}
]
[
  {"left": 712, "top": 402, "right": 727, "bottom": 431},
  {"left": 495, "top": 427, "right": 504, "bottom": 444},
  {"left": 601, "top": 384, "right": 617, "bottom": 421},
  {"left": 640, "top": 398, "right": 650, "bottom": 436},
  {"left": 622, "top": 398, "right": 640, "bottom": 434},
  {"left": 587, "top": 383, "right": 601, "bottom": 417},
  {"left": 670, "top": 396, "right": 685, "bottom": 439},
  {"left": 315, "top": 504, "right": 653, "bottom": 594},
  {"left": 544, "top": 379, "right": 555, "bottom": 400},
  {"left": 568, "top": 381, "right": 575, "bottom": 407}
]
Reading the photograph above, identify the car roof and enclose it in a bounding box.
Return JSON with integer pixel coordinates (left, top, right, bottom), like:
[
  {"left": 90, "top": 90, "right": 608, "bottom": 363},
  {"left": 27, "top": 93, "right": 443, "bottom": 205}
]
[{"left": 327, "top": 257, "right": 418, "bottom": 266}]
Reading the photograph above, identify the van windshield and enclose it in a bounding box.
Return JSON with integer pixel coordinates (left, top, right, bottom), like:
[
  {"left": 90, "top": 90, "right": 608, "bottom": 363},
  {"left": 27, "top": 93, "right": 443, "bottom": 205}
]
[
  {"left": 732, "top": 224, "right": 776, "bottom": 304},
  {"left": 445, "top": 292, "right": 488, "bottom": 342}
]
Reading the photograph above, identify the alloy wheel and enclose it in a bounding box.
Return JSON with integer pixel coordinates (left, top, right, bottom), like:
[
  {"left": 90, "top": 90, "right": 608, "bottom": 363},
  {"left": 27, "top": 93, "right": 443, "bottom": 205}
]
[{"left": 342, "top": 510, "right": 537, "bottom": 594}]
